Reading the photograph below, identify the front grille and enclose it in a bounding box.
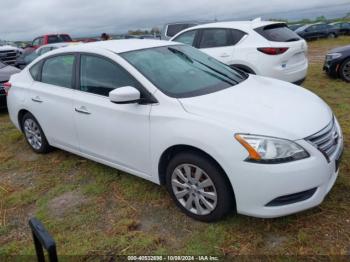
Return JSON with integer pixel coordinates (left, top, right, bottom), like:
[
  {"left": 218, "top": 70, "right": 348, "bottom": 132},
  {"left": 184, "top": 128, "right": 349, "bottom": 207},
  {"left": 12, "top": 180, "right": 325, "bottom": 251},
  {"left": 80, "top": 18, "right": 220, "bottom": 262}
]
[
  {"left": 266, "top": 188, "right": 317, "bottom": 207},
  {"left": 305, "top": 118, "right": 340, "bottom": 161},
  {"left": 0, "top": 49, "right": 18, "bottom": 65}
]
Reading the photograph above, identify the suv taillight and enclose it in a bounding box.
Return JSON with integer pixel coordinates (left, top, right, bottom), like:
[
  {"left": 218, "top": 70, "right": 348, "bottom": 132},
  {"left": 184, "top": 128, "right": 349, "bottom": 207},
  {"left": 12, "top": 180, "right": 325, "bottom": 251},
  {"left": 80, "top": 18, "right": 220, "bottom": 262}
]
[
  {"left": 257, "top": 47, "right": 289, "bottom": 55},
  {"left": 3, "top": 82, "right": 12, "bottom": 95}
]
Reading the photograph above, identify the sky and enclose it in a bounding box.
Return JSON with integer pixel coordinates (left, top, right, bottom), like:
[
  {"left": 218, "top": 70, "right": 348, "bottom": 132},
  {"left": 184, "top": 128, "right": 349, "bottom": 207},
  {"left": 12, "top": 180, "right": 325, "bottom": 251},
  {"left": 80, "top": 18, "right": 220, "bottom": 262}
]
[{"left": 1, "top": 0, "right": 350, "bottom": 41}]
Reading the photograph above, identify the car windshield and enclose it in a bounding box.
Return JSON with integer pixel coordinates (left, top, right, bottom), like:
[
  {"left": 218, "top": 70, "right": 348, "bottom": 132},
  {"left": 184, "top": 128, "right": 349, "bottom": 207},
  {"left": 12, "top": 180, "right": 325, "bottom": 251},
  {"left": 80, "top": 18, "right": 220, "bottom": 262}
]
[{"left": 120, "top": 45, "right": 247, "bottom": 98}]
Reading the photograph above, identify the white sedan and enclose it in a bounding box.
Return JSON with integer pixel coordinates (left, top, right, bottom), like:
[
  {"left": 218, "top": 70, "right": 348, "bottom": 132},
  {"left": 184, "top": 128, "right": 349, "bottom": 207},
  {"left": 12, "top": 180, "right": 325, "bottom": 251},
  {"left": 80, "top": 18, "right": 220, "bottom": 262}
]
[{"left": 5, "top": 40, "right": 343, "bottom": 221}]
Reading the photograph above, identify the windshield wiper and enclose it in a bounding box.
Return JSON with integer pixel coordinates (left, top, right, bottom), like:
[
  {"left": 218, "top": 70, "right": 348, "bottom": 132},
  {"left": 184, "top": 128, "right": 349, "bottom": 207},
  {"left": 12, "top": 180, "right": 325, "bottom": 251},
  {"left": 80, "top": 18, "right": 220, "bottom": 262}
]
[
  {"left": 168, "top": 47, "right": 194, "bottom": 63},
  {"left": 168, "top": 47, "right": 238, "bottom": 84},
  {"left": 192, "top": 58, "right": 239, "bottom": 84}
]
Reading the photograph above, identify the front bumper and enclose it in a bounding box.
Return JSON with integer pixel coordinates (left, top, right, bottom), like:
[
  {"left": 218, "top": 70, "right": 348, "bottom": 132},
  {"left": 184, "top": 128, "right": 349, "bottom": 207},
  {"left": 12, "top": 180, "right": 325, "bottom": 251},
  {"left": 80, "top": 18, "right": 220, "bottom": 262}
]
[
  {"left": 323, "top": 58, "right": 342, "bottom": 78},
  {"left": 226, "top": 124, "right": 343, "bottom": 218}
]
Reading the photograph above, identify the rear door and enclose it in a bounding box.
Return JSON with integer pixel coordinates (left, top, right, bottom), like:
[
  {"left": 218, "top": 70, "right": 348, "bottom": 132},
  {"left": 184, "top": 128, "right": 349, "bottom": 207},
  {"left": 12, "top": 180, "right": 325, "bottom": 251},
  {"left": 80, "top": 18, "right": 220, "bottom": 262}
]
[
  {"left": 28, "top": 54, "right": 79, "bottom": 151},
  {"left": 196, "top": 28, "right": 243, "bottom": 65}
]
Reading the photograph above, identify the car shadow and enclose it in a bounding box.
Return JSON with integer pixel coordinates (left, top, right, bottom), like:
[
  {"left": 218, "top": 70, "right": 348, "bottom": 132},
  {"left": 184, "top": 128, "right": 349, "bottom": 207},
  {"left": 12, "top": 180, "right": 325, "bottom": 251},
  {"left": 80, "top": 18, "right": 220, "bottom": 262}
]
[{"left": 0, "top": 108, "right": 8, "bottom": 115}]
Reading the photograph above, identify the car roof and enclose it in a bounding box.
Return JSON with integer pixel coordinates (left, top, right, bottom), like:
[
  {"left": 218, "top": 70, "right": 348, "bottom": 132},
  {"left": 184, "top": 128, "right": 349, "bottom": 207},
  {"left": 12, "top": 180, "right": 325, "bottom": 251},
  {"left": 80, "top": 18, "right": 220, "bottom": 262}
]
[
  {"left": 52, "top": 39, "right": 178, "bottom": 54},
  {"left": 185, "top": 20, "right": 283, "bottom": 31}
]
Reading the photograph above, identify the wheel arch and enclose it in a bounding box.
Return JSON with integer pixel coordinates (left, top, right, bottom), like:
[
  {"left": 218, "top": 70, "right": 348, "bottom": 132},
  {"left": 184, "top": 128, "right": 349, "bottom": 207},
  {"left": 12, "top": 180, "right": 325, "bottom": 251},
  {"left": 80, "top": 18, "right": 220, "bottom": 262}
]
[
  {"left": 158, "top": 144, "right": 236, "bottom": 201},
  {"left": 18, "top": 109, "right": 30, "bottom": 132}
]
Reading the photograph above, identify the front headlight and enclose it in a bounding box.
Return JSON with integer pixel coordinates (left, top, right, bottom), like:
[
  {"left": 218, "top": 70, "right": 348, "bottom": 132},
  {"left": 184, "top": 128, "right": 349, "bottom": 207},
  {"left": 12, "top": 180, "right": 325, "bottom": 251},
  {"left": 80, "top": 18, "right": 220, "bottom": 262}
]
[
  {"left": 326, "top": 53, "right": 342, "bottom": 61},
  {"left": 235, "top": 134, "right": 309, "bottom": 163}
]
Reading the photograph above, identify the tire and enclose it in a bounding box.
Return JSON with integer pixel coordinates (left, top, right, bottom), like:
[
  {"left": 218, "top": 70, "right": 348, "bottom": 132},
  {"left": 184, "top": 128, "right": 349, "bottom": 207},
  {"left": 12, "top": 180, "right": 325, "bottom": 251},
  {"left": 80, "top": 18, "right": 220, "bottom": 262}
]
[
  {"left": 165, "top": 152, "right": 234, "bottom": 222},
  {"left": 339, "top": 58, "right": 350, "bottom": 83},
  {"left": 21, "top": 112, "right": 51, "bottom": 153}
]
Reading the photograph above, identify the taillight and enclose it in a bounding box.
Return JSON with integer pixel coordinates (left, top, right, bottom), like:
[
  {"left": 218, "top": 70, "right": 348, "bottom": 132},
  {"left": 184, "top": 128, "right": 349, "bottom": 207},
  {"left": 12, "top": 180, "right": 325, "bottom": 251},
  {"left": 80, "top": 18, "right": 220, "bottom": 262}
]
[
  {"left": 257, "top": 47, "right": 289, "bottom": 55},
  {"left": 3, "top": 82, "right": 12, "bottom": 96}
]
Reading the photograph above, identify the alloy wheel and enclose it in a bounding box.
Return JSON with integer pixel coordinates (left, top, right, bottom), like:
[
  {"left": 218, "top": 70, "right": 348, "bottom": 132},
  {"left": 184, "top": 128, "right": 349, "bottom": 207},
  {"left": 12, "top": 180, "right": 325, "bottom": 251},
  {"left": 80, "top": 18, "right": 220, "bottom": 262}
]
[
  {"left": 342, "top": 61, "right": 350, "bottom": 81},
  {"left": 171, "top": 164, "right": 217, "bottom": 215},
  {"left": 24, "top": 119, "right": 42, "bottom": 150}
]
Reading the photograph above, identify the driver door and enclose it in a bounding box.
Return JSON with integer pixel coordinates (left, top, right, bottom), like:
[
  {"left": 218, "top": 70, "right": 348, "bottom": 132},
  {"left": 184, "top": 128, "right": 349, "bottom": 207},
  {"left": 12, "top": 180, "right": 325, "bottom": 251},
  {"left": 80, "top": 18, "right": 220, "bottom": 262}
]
[{"left": 73, "top": 54, "right": 152, "bottom": 175}]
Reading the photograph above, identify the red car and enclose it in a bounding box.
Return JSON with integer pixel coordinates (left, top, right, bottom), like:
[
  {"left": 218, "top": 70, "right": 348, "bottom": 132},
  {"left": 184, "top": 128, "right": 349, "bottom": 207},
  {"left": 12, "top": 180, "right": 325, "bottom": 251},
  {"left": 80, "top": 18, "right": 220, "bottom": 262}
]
[{"left": 29, "top": 34, "right": 73, "bottom": 49}]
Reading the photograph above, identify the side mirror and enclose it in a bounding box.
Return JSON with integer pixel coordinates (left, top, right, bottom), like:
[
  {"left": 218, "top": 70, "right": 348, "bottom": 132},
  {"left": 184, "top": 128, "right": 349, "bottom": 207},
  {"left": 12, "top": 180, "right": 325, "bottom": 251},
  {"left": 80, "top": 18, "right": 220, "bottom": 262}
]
[{"left": 109, "top": 86, "right": 141, "bottom": 104}]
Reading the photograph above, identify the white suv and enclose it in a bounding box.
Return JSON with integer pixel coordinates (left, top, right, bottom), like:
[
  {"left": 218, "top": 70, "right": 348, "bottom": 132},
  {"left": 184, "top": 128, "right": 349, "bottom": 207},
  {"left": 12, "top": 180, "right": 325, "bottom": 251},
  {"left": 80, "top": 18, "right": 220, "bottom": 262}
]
[{"left": 171, "top": 20, "right": 308, "bottom": 84}]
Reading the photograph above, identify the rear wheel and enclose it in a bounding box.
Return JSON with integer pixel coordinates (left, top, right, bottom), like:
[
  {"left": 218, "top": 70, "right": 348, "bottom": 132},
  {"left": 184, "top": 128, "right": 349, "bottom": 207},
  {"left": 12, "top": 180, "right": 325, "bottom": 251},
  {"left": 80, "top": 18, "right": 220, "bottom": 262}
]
[
  {"left": 165, "top": 152, "right": 234, "bottom": 222},
  {"left": 339, "top": 58, "right": 350, "bottom": 82},
  {"left": 22, "top": 113, "right": 51, "bottom": 153}
]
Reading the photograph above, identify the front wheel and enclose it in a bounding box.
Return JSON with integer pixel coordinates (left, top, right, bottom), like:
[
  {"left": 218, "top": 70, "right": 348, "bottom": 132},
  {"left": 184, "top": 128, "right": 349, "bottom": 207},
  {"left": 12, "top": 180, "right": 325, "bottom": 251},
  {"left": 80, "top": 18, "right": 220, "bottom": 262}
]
[
  {"left": 165, "top": 152, "right": 234, "bottom": 222},
  {"left": 22, "top": 112, "right": 51, "bottom": 153},
  {"left": 339, "top": 58, "right": 350, "bottom": 82}
]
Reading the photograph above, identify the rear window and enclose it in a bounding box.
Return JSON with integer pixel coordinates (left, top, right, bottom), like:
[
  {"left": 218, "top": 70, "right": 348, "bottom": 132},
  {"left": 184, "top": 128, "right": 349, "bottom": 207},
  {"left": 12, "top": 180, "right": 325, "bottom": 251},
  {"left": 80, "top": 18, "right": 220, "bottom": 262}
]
[
  {"left": 47, "top": 35, "right": 61, "bottom": 44},
  {"left": 59, "top": 34, "right": 72, "bottom": 42},
  {"left": 47, "top": 34, "right": 72, "bottom": 44},
  {"left": 255, "top": 24, "right": 301, "bottom": 42},
  {"left": 166, "top": 23, "right": 197, "bottom": 37}
]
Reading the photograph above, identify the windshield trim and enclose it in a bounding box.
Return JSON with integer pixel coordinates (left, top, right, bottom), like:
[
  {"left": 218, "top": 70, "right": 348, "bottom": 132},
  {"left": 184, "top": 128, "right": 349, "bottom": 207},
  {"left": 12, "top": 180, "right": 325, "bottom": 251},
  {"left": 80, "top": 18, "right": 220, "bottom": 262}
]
[{"left": 119, "top": 45, "right": 247, "bottom": 98}]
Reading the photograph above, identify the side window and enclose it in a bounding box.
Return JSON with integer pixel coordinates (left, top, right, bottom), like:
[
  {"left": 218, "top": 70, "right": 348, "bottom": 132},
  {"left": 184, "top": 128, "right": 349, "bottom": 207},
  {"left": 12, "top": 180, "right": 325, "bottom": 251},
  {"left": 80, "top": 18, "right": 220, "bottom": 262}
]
[
  {"left": 173, "top": 30, "right": 197, "bottom": 46},
  {"left": 29, "top": 62, "right": 41, "bottom": 81},
  {"left": 230, "top": 29, "right": 246, "bottom": 45},
  {"left": 41, "top": 55, "right": 75, "bottom": 88},
  {"left": 32, "top": 38, "right": 40, "bottom": 46},
  {"left": 199, "top": 29, "right": 230, "bottom": 49},
  {"left": 47, "top": 35, "right": 60, "bottom": 44},
  {"left": 38, "top": 37, "right": 44, "bottom": 46},
  {"left": 308, "top": 26, "right": 316, "bottom": 32},
  {"left": 80, "top": 55, "right": 141, "bottom": 97}
]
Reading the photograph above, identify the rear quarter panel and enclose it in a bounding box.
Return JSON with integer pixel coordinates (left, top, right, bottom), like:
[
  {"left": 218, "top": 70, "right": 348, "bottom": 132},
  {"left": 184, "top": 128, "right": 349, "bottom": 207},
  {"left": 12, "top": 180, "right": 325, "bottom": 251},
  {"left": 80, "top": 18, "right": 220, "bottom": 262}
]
[{"left": 7, "top": 71, "right": 34, "bottom": 130}]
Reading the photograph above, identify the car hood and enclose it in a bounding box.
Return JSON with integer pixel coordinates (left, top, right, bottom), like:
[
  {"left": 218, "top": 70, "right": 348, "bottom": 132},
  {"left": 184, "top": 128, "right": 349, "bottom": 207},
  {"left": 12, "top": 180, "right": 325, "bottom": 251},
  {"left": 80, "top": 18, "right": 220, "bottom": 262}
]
[
  {"left": 178, "top": 75, "right": 333, "bottom": 140},
  {"left": 0, "top": 65, "right": 21, "bottom": 82},
  {"left": 0, "top": 45, "right": 18, "bottom": 51},
  {"left": 329, "top": 45, "right": 350, "bottom": 53}
]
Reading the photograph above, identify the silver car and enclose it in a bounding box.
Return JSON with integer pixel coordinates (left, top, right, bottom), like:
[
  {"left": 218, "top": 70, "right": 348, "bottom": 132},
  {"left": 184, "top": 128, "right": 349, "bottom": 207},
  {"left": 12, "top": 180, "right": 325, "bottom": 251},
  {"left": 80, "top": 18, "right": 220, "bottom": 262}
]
[{"left": 0, "top": 61, "right": 20, "bottom": 108}]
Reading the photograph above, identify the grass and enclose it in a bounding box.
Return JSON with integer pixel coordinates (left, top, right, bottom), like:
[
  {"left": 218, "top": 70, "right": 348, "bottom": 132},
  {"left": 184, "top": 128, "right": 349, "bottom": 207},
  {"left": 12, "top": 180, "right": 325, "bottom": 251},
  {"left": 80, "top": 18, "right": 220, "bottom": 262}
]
[{"left": 0, "top": 37, "right": 350, "bottom": 258}]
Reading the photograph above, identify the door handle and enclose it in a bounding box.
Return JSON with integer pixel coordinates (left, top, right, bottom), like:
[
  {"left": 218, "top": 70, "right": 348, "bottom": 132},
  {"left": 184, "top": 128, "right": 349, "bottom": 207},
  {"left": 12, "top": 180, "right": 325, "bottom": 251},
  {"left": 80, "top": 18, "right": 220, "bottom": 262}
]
[
  {"left": 75, "top": 106, "right": 91, "bottom": 115},
  {"left": 220, "top": 53, "right": 230, "bottom": 58},
  {"left": 31, "top": 96, "right": 43, "bottom": 103}
]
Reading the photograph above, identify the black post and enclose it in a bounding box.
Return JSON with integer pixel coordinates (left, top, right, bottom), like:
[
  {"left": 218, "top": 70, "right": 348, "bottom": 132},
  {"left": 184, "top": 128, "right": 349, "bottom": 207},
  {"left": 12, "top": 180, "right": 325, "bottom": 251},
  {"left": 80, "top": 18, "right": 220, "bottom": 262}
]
[{"left": 29, "top": 217, "right": 58, "bottom": 262}]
